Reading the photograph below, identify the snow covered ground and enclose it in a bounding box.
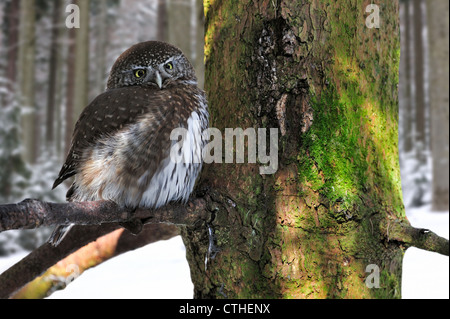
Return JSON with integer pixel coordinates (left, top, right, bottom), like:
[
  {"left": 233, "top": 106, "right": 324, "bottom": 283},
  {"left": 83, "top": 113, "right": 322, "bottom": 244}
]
[
  {"left": 0, "top": 236, "right": 194, "bottom": 299},
  {"left": 0, "top": 208, "right": 448, "bottom": 299},
  {"left": 402, "top": 206, "right": 449, "bottom": 299}
]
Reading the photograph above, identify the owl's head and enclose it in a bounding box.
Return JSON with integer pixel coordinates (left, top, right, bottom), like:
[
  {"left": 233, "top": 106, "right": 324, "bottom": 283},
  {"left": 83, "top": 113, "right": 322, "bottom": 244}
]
[{"left": 106, "top": 41, "right": 197, "bottom": 90}]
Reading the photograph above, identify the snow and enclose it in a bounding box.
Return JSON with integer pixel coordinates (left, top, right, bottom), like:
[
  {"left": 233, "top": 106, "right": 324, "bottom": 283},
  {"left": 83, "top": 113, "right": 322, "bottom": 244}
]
[
  {"left": 0, "top": 236, "right": 193, "bottom": 299},
  {"left": 1, "top": 207, "right": 448, "bottom": 299},
  {"left": 403, "top": 207, "right": 449, "bottom": 299},
  {"left": 48, "top": 236, "right": 194, "bottom": 299},
  {"left": 0, "top": 251, "right": 29, "bottom": 274}
]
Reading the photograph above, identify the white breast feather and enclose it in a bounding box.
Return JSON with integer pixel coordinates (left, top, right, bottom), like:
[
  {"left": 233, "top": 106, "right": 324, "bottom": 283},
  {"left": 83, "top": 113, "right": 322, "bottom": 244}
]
[{"left": 139, "top": 110, "right": 204, "bottom": 208}]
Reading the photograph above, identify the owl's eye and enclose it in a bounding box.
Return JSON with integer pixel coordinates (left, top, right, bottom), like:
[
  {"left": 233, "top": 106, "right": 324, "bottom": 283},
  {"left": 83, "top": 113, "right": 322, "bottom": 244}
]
[
  {"left": 165, "top": 62, "right": 174, "bottom": 71},
  {"left": 134, "top": 69, "right": 146, "bottom": 78}
]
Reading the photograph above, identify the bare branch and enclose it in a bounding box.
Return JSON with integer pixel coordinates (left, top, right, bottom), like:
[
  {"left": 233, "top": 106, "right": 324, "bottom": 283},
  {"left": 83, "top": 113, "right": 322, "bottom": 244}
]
[
  {"left": 11, "top": 224, "right": 179, "bottom": 299},
  {"left": 381, "top": 219, "right": 449, "bottom": 257},
  {"left": 0, "top": 197, "right": 209, "bottom": 233},
  {"left": 0, "top": 196, "right": 210, "bottom": 299},
  {"left": 0, "top": 224, "right": 119, "bottom": 299}
]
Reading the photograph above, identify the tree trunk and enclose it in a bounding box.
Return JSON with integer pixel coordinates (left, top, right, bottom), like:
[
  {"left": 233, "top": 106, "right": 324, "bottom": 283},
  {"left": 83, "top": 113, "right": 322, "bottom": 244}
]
[
  {"left": 18, "top": 0, "right": 37, "bottom": 163},
  {"left": 0, "top": 3, "right": 3, "bottom": 64},
  {"left": 65, "top": 0, "right": 90, "bottom": 156},
  {"left": 6, "top": 0, "right": 20, "bottom": 97},
  {"left": 167, "top": 0, "right": 195, "bottom": 62},
  {"left": 427, "top": 0, "right": 449, "bottom": 212},
  {"left": 157, "top": 0, "right": 168, "bottom": 42},
  {"left": 72, "top": 0, "right": 90, "bottom": 122},
  {"left": 54, "top": 9, "right": 66, "bottom": 159},
  {"left": 65, "top": 26, "right": 76, "bottom": 156},
  {"left": 182, "top": 0, "right": 405, "bottom": 299},
  {"left": 94, "top": 0, "right": 107, "bottom": 96},
  {"left": 413, "top": 0, "right": 426, "bottom": 150},
  {"left": 46, "top": 0, "right": 63, "bottom": 147},
  {"left": 399, "top": 0, "right": 413, "bottom": 153},
  {"left": 167, "top": 0, "right": 205, "bottom": 89},
  {"left": 195, "top": 0, "right": 205, "bottom": 89}
]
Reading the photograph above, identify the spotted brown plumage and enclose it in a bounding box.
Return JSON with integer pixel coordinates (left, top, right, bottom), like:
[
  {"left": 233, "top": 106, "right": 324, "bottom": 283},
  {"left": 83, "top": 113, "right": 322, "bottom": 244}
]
[{"left": 49, "top": 41, "right": 209, "bottom": 246}]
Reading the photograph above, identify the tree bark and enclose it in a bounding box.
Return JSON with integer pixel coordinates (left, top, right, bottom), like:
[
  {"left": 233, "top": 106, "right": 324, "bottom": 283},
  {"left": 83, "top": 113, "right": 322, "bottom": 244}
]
[
  {"left": 182, "top": 0, "right": 409, "bottom": 299},
  {"left": 427, "top": 0, "right": 449, "bottom": 212}
]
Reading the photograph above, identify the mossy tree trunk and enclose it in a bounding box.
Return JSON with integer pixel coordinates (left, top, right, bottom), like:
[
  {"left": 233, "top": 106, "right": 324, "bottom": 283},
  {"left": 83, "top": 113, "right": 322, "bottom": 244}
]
[{"left": 182, "top": 0, "right": 412, "bottom": 299}]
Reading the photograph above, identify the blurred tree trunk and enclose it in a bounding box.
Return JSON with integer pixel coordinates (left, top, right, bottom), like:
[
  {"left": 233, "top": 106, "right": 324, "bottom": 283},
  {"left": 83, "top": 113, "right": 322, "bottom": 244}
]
[
  {"left": 0, "top": 1, "right": 3, "bottom": 107},
  {"left": 0, "top": 3, "right": 3, "bottom": 61},
  {"left": 65, "top": 26, "right": 76, "bottom": 156},
  {"left": 6, "top": 0, "right": 20, "bottom": 96},
  {"left": 157, "top": 0, "right": 168, "bottom": 42},
  {"left": 167, "top": 0, "right": 192, "bottom": 60},
  {"left": 194, "top": 0, "right": 205, "bottom": 89},
  {"left": 0, "top": 0, "right": 25, "bottom": 200},
  {"left": 46, "top": 0, "right": 63, "bottom": 147},
  {"left": 399, "top": 0, "right": 413, "bottom": 153},
  {"left": 72, "top": 0, "right": 90, "bottom": 123},
  {"left": 18, "top": 0, "right": 37, "bottom": 164},
  {"left": 413, "top": 0, "right": 426, "bottom": 151},
  {"left": 94, "top": 0, "right": 107, "bottom": 96},
  {"left": 183, "top": 0, "right": 406, "bottom": 299},
  {"left": 65, "top": 0, "right": 90, "bottom": 155},
  {"left": 427, "top": 0, "right": 449, "bottom": 211},
  {"left": 167, "top": 0, "right": 204, "bottom": 88},
  {"left": 54, "top": 11, "right": 66, "bottom": 159}
]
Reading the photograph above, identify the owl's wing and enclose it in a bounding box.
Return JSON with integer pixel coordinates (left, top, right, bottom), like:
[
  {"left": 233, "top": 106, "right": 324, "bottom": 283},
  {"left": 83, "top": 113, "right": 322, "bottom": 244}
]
[{"left": 52, "top": 86, "right": 184, "bottom": 190}]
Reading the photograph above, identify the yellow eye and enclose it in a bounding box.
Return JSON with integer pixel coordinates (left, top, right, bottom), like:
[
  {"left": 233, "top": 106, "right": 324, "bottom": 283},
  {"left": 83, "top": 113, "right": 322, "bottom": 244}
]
[
  {"left": 135, "top": 69, "right": 146, "bottom": 78},
  {"left": 165, "top": 62, "right": 174, "bottom": 71}
]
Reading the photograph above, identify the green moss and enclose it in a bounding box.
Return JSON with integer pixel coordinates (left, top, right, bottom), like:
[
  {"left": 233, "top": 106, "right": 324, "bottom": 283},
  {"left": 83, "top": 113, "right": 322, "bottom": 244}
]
[
  {"left": 297, "top": 50, "right": 403, "bottom": 220},
  {"left": 298, "top": 84, "right": 360, "bottom": 208}
]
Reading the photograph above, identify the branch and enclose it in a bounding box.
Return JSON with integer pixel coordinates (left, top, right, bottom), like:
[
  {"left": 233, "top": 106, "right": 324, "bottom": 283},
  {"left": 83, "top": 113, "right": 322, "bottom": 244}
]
[
  {"left": 0, "top": 224, "right": 119, "bottom": 299},
  {"left": 0, "top": 197, "right": 209, "bottom": 232},
  {"left": 381, "top": 219, "right": 449, "bottom": 256},
  {"left": 0, "top": 196, "right": 211, "bottom": 299},
  {"left": 11, "top": 224, "right": 179, "bottom": 299}
]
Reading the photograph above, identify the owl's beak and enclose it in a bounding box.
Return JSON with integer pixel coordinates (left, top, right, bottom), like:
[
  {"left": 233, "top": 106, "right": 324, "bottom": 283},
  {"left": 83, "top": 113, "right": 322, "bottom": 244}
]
[{"left": 154, "top": 71, "right": 163, "bottom": 89}]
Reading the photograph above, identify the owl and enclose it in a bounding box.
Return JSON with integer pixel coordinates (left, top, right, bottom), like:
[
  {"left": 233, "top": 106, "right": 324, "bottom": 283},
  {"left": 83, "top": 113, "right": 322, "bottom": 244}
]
[{"left": 49, "top": 41, "right": 209, "bottom": 246}]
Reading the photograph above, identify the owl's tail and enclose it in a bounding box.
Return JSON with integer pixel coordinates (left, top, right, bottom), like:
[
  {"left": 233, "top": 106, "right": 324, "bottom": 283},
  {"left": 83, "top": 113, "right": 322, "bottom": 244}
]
[{"left": 48, "top": 224, "right": 74, "bottom": 246}]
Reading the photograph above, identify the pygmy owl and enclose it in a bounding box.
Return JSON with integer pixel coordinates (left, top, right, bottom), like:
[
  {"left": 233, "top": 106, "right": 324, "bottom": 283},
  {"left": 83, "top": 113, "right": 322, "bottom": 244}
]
[{"left": 49, "top": 41, "right": 209, "bottom": 246}]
